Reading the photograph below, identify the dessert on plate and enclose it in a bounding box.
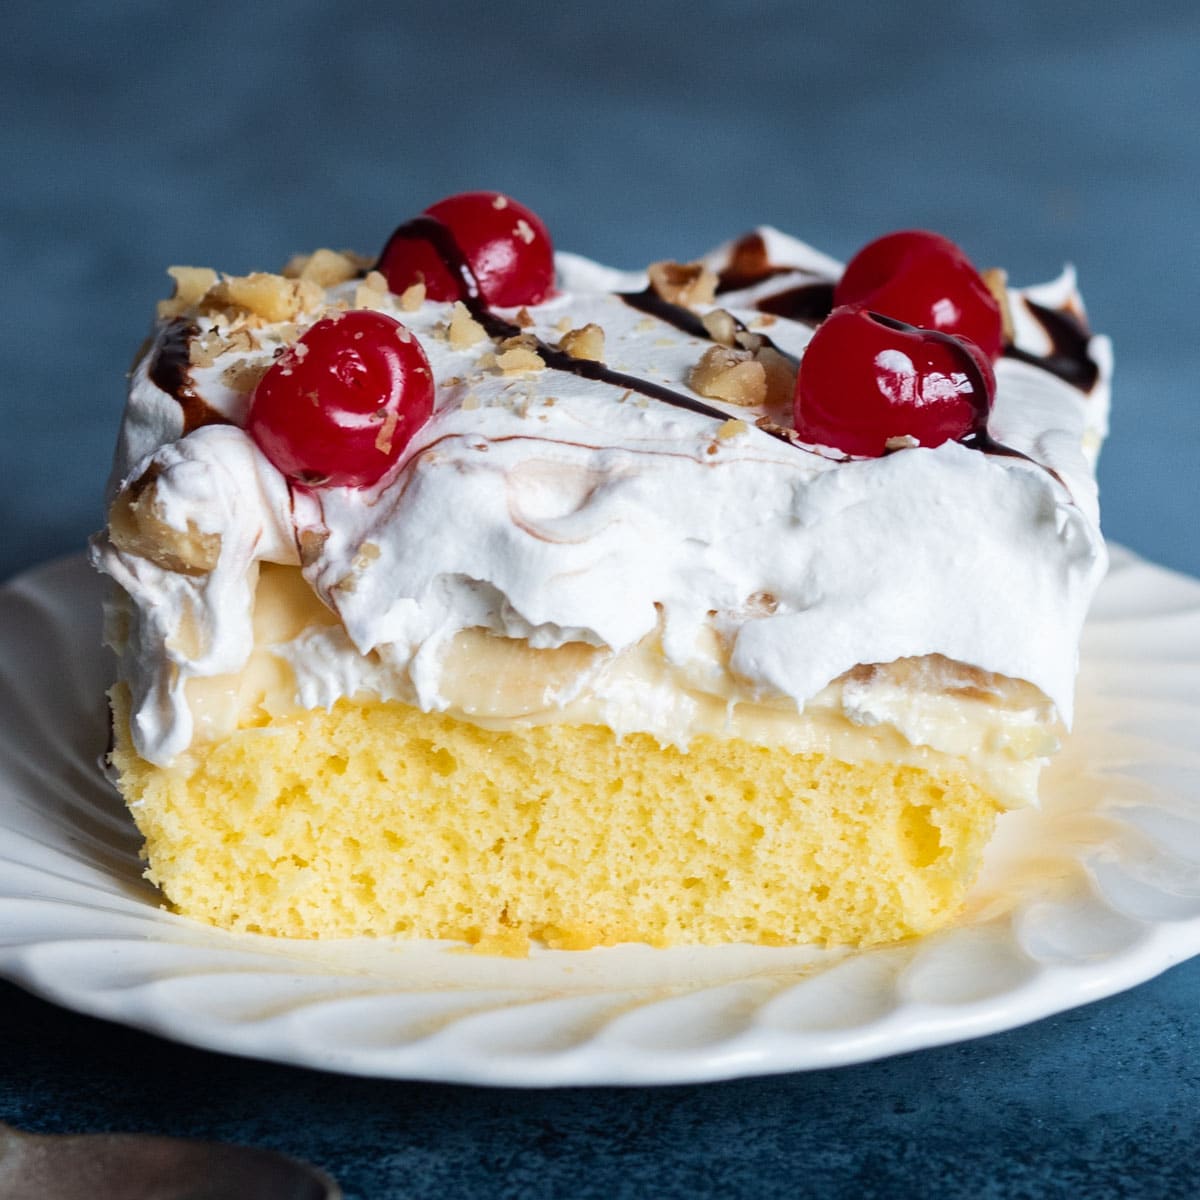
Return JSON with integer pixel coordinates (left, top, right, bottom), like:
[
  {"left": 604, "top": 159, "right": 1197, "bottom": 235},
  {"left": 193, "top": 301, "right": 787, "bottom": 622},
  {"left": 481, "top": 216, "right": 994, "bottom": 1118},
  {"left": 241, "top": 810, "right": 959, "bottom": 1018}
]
[{"left": 91, "top": 193, "right": 1110, "bottom": 950}]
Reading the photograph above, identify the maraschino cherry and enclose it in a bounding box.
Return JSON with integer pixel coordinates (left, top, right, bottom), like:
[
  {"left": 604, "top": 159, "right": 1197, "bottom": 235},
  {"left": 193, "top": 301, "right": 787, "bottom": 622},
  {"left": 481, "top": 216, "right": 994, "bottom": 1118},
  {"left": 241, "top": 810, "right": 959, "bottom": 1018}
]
[
  {"left": 834, "top": 230, "right": 1003, "bottom": 361},
  {"left": 377, "top": 191, "right": 554, "bottom": 307},
  {"left": 246, "top": 310, "right": 434, "bottom": 488},
  {"left": 793, "top": 305, "right": 995, "bottom": 458}
]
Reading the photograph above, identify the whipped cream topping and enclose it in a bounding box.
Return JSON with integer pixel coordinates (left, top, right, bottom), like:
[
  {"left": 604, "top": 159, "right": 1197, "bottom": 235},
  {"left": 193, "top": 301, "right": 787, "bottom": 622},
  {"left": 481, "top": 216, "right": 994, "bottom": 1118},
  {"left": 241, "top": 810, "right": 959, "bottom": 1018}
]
[{"left": 92, "top": 228, "right": 1110, "bottom": 772}]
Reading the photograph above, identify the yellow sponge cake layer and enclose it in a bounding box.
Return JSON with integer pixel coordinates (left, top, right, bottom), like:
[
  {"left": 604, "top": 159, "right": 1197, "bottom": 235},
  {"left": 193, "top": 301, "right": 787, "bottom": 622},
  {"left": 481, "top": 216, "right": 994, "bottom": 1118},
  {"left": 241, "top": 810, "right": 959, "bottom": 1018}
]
[{"left": 111, "top": 687, "right": 1000, "bottom": 949}]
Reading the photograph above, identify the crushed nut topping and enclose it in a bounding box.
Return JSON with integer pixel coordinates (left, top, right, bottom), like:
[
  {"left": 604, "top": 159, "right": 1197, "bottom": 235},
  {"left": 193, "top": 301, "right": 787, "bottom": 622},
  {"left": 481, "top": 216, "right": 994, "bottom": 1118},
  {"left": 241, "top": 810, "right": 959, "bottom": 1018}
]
[
  {"left": 448, "top": 301, "right": 487, "bottom": 349},
  {"left": 557, "top": 323, "right": 605, "bottom": 362},
  {"left": 744, "top": 590, "right": 779, "bottom": 615},
  {"left": 754, "top": 345, "right": 797, "bottom": 409},
  {"left": 282, "top": 248, "right": 360, "bottom": 287},
  {"left": 701, "top": 308, "right": 738, "bottom": 347},
  {"left": 689, "top": 345, "right": 766, "bottom": 407},
  {"left": 205, "top": 273, "right": 324, "bottom": 323},
  {"left": 352, "top": 542, "right": 381, "bottom": 569},
  {"left": 982, "top": 267, "right": 1015, "bottom": 344},
  {"left": 374, "top": 408, "right": 400, "bottom": 455},
  {"left": 716, "top": 418, "right": 749, "bottom": 440},
  {"left": 187, "top": 326, "right": 260, "bottom": 369},
  {"left": 353, "top": 270, "right": 390, "bottom": 312},
  {"left": 398, "top": 281, "right": 426, "bottom": 311},
  {"left": 755, "top": 415, "right": 805, "bottom": 445},
  {"left": 647, "top": 260, "right": 718, "bottom": 308},
  {"left": 298, "top": 528, "right": 329, "bottom": 568},
  {"left": 220, "top": 357, "right": 270, "bottom": 393},
  {"left": 108, "top": 467, "right": 221, "bottom": 575},
  {"left": 157, "top": 266, "right": 219, "bottom": 319},
  {"left": 495, "top": 335, "right": 545, "bottom": 374}
]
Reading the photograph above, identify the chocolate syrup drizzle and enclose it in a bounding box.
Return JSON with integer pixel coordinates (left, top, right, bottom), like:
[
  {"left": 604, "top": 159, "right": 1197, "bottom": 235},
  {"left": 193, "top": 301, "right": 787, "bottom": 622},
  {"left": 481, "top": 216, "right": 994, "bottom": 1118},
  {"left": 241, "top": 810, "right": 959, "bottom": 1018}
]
[
  {"left": 148, "top": 320, "right": 231, "bottom": 433},
  {"left": 1004, "top": 301, "right": 1100, "bottom": 392},
  {"left": 382, "top": 217, "right": 794, "bottom": 443},
  {"left": 866, "top": 313, "right": 1067, "bottom": 488},
  {"left": 617, "top": 286, "right": 801, "bottom": 369},
  {"left": 718, "top": 231, "right": 1100, "bottom": 395},
  {"left": 755, "top": 283, "right": 836, "bottom": 325},
  {"left": 715, "top": 232, "right": 796, "bottom": 293},
  {"left": 147, "top": 221, "right": 1091, "bottom": 493}
]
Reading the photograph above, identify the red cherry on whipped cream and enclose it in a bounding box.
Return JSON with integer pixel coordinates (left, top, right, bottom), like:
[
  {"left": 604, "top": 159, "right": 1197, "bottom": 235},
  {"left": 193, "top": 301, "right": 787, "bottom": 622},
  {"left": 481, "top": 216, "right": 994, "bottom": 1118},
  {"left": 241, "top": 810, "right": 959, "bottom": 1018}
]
[
  {"left": 793, "top": 305, "right": 996, "bottom": 458},
  {"left": 834, "top": 230, "right": 1004, "bottom": 361},
  {"left": 246, "top": 310, "right": 434, "bottom": 488},
  {"left": 377, "top": 191, "right": 555, "bottom": 307}
]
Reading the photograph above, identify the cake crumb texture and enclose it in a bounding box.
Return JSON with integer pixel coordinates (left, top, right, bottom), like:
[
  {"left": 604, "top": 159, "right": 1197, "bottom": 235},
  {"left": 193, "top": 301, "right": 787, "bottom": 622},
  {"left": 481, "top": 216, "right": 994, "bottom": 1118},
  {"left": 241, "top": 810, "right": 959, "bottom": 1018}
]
[{"left": 110, "top": 689, "right": 999, "bottom": 950}]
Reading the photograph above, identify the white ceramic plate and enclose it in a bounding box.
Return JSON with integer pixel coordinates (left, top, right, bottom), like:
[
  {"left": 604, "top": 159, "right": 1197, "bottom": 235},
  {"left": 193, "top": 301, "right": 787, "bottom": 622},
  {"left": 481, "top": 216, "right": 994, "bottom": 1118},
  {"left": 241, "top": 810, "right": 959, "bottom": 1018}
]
[{"left": 1, "top": 550, "right": 1198, "bottom": 1087}]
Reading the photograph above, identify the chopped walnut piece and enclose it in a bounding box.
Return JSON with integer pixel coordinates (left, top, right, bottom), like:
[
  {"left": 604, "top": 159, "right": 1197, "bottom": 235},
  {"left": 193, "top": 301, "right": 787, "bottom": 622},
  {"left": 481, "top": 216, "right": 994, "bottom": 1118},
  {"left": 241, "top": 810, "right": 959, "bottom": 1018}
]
[
  {"left": 156, "top": 266, "right": 218, "bottom": 319},
  {"left": 187, "top": 332, "right": 221, "bottom": 370},
  {"left": 283, "top": 247, "right": 360, "bottom": 287},
  {"left": 374, "top": 408, "right": 401, "bottom": 454},
  {"left": 982, "top": 267, "right": 1015, "bottom": 344},
  {"left": 220, "top": 357, "right": 270, "bottom": 393},
  {"left": 647, "top": 260, "right": 718, "bottom": 308},
  {"left": 514, "top": 306, "right": 535, "bottom": 328},
  {"left": 754, "top": 415, "right": 801, "bottom": 442},
  {"left": 108, "top": 467, "right": 221, "bottom": 575},
  {"left": 187, "top": 326, "right": 257, "bottom": 369},
  {"left": 744, "top": 590, "right": 779, "bottom": 615},
  {"left": 448, "top": 301, "right": 487, "bottom": 349},
  {"left": 205, "top": 273, "right": 324, "bottom": 323},
  {"left": 558, "top": 323, "right": 605, "bottom": 362},
  {"left": 354, "top": 270, "right": 390, "bottom": 312},
  {"left": 701, "top": 308, "right": 738, "bottom": 347},
  {"left": 688, "top": 345, "right": 766, "bottom": 407},
  {"left": 724, "top": 328, "right": 796, "bottom": 408},
  {"left": 298, "top": 528, "right": 329, "bottom": 568},
  {"left": 496, "top": 347, "right": 545, "bottom": 374},
  {"left": 495, "top": 335, "right": 544, "bottom": 373},
  {"left": 353, "top": 542, "right": 381, "bottom": 569},
  {"left": 399, "top": 281, "right": 426, "bottom": 311},
  {"left": 755, "top": 345, "right": 797, "bottom": 409}
]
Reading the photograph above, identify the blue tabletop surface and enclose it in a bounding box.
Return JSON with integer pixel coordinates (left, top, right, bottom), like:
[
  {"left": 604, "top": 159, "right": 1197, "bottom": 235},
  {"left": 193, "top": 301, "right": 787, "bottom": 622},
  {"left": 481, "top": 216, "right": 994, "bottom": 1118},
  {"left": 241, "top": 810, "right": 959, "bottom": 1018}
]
[{"left": 2, "top": 3, "right": 1197, "bottom": 1196}]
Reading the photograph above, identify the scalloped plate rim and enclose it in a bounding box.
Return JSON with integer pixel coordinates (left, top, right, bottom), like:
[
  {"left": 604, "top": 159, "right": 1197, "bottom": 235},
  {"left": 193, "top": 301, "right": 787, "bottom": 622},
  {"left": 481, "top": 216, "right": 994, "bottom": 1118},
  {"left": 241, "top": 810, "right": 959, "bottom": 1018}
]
[{"left": 0, "top": 547, "right": 1197, "bottom": 1087}]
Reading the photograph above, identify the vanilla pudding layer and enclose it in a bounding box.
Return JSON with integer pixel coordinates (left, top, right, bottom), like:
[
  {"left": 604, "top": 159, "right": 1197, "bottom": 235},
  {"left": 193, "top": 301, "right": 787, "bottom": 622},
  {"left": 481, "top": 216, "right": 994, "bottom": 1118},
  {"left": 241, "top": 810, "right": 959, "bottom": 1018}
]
[{"left": 170, "top": 564, "right": 1059, "bottom": 809}]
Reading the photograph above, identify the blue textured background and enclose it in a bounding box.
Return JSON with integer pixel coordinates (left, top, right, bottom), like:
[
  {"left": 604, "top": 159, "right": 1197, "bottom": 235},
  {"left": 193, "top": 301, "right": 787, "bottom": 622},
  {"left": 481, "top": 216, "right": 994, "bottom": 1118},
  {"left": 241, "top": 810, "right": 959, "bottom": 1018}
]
[{"left": 1, "top": 3, "right": 1197, "bottom": 1196}]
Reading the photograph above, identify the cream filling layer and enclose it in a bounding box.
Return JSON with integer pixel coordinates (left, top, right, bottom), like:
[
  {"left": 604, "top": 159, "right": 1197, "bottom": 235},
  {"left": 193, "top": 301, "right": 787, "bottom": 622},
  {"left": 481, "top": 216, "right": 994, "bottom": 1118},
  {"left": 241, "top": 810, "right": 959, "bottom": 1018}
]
[{"left": 176, "top": 566, "right": 1060, "bottom": 808}]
